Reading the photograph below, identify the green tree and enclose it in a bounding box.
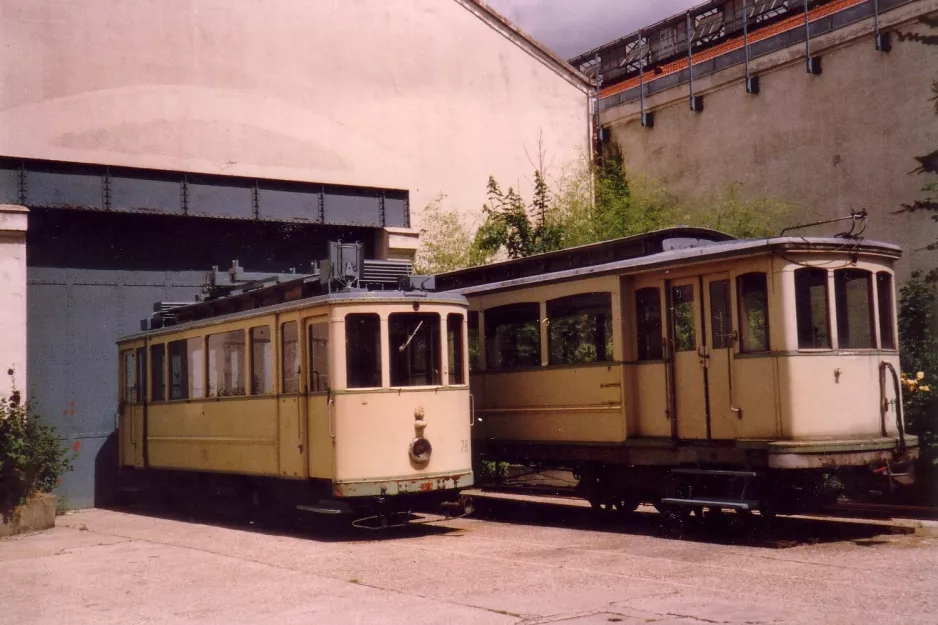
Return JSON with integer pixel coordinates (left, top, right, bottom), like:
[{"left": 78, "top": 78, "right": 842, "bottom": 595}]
[
  {"left": 413, "top": 194, "right": 488, "bottom": 274},
  {"left": 898, "top": 271, "right": 938, "bottom": 442}
]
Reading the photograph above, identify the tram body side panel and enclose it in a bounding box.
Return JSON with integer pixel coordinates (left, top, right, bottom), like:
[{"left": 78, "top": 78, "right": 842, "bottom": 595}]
[
  {"left": 480, "top": 367, "right": 626, "bottom": 443},
  {"left": 330, "top": 389, "right": 472, "bottom": 487},
  {"left": 146, "top": 398, "right": 279, "bottom": 476}
]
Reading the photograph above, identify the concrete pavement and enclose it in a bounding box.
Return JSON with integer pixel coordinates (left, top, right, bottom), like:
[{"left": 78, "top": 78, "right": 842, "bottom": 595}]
[{"left": 1, "top": 500, "right": 936, "bottom": 625}]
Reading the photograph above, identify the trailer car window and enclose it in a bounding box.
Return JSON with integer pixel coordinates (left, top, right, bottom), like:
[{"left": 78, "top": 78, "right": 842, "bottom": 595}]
[
  {"left": 250, "top": 326, "right": 273, "bottom": 395},
  {"left": 547, "top": 293, "right": 612, "bottom": 365},
  {"left": 135, "top": 348, "right": 146, "bottom": 403},
  {"left": 467, "top": 311, "right": 479, "bottom": 373},
  {"left": 282, "top": 321, "right": 300, "bottom": 393},
  {"left": 671, "top": 285, "right": 696, "bottom": 352},
  {"left": 447, "top": 314, "right": 465, "bottom": 385},
  {"left": 168, "top": 338, "right": 203, "bottom": 400},
  {"left": 485, "top": 303, "right": 541, "bottom": 370},
  {"left": 709, "top": 280, "right": 732, "bottom": 349},
  {"left": 207, "top": 330, "right": 246, "bottom": 397},
  {"left": 308, "top": 323, "right": 330, "bottom": 393},
  {"left": 876, "top": 272, "right": 895, "bottom": 350},
  {"left": 346, "top": 314, "right": 382, "bottom": 388},
  {"left": 737, "top": 273, "right": 769, "bottom": 352},
  {"left": 122, "top": 351, "right": 136, "bottom": 405},
  {"left": 795, "top": 268, "right": 831, "bottom": 349},
  {"left": 636, "top": 287, "right": 663, "bottom": 360},
  {"left": 150, "top": 344, "right": 166, "bottom": 402},
  {"left": 834, "top": 269, "right": 874, "bottom": 349}
]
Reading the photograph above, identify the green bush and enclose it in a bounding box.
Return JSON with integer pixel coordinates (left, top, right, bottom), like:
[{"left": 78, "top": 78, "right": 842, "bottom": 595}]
[{"left": 0, "top": 372, "right": 74, "bottom": 518}]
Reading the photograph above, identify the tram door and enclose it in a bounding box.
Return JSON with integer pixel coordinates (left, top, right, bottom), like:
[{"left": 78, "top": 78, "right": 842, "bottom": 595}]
[
  {"left": 278, "top": 319, "right": 308, "bottom": 478},
  {"left": 305, "top": 319, "right": 333, "bottom": 479},
  {"left": 118, "top": 347, "right": 145, "bottom": 468},
  {"left": 703, "top": 273, "right": 737, "bottom": 440},
  {"left": 669, "top": 280, "right": 707, "bottom": 439}
]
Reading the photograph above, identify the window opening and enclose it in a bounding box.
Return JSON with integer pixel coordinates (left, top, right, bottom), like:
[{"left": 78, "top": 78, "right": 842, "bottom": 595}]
[
  {"left": 834, "top": 269, "right": 874, "bottom": 349},
  {"left": 547, "top": 293, "right": 613, "bottom": 365},
  {"left": 877, "top": 272, "right": 895, "bottom": 350},
  {"left": 308, "top": 323, "right": 330, "bottom": 393},
  {"left": 795, "top": 268, "right": 831, "bottom": 349},
  {"left": 390, "top": 313, "right": 441, "bottom": 387},
  {"left": 636, "top": 287, "right": 663, "bottom": 360},
  {"left": 122, "top": 351, "right": 136, "bottom": 405},
  {"left": 207, "top": 330, "right": 246, "bottom": 397},
  {"left": 737, "top": 273, "right": 769, "bottom": 352},
  {"left": 671, "top": 285, "right": 696, "bottom": 352},
  {"left": 708, "top": 280, "right": 731, "bottom": 349},
  {"left": 135, "top": 347, "right": 146, "bottom": 403},
  {"left": 282, "top": 321, "right": 300, "bottom": 393},
  {"left": 447, "top": 314, "right": 466, "bottom": 385},
  {"left": 250, "top": 326, "right": 273, "bottom": 395},
  {"left": 485, "top": 303, "right": 541, "bottom": 370},
  {"left": 168, "top": 337, "right": 203, "bottom": 400},
  {"left": 150, "top": 344, "right": 166, "bottom": 402},
  {"left": 346, "top": 314, "right": 381, "bottom": 388},
  {"left": 467, "top": 311, "right": 480, "bottom": 373}
]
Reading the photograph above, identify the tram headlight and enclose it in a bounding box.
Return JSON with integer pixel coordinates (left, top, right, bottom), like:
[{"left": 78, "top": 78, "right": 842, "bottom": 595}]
[{"left": 409, "top": 437, "right": 432, "bottom": 465}]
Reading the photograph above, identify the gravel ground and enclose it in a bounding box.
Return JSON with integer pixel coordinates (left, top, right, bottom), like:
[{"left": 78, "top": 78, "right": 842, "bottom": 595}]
[{"left": 1, "top": 495, "right": 936, "bottom": 625}]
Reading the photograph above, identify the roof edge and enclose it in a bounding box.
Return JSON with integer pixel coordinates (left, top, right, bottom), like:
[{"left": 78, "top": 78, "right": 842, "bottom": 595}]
[{"left": 456, "top": 0, "right": 592, "bottom": 90}]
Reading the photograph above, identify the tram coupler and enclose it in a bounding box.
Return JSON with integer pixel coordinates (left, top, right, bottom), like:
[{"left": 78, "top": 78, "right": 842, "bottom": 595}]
[{"left": 440, "top": 494, "right": 475, "bottom": 518}]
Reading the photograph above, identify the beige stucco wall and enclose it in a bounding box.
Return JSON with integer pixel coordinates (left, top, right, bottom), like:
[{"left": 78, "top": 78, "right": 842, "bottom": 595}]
[
  {"left": 0, "top": 0, "right": 590, "bottom": 248},
  {"left": 0, "top": 205, "right": 27, "bottom": 398},
  {"left": 601, "top": 0, "right": 938, "bottom": 280}
]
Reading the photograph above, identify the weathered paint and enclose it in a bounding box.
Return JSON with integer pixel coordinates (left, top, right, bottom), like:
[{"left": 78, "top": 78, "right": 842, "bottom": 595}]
[{"left": 0, "top": 205, "right": 27, "bottom": 398}]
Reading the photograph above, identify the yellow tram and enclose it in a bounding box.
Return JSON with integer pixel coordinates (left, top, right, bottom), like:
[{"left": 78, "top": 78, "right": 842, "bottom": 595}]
[
  {"left": 436, "top": 226, "right": 918, "bottom": 521},
  {"left": 117, "top": 244, "right": 473, "bottom": 525}
]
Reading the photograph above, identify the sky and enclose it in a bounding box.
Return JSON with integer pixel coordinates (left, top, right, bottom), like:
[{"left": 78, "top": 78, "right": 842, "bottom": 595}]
[{"left": 485, "top": 0, "right": 701, "bottom": 60}]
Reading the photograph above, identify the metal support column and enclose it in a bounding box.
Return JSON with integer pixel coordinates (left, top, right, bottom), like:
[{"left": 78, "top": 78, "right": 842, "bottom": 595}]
[
  {"left": 804, "top": 0, "right": 821, "bottom": 74},
  {"left": 743, "top": 0, "right": 759, "bottom": 94},
  {"left": 873, "top": 0, "right": 891, "bottom": 51},
  {"left": 686, "top": 13, "right": 703, "bottom": 112}
]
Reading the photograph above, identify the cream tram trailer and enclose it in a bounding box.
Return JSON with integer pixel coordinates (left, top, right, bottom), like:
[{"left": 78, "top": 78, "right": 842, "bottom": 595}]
[
  {"left": 117, "top": 251, "right": 473, "bottom": 525},
  {"left": 437, "top": 228, "right": 917, "bottom": 519}
]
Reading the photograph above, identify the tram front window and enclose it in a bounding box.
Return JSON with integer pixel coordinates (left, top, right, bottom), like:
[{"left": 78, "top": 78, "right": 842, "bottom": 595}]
[
  {"left": 390, "top": 313, "right": 441, "bottom": 387},
  {"left": 346, "top": 314, "right": 382, "bottom": 388}
]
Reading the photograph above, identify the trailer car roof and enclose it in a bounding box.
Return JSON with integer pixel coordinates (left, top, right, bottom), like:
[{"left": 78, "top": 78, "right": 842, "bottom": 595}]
[{"left": 450, "top": 237, "right": 901, "bottom": 297}]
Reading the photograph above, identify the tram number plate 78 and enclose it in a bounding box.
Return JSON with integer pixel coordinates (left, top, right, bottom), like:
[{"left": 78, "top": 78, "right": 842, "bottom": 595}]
[{"left": 461, "top": 440, "right": 469, "bottom": 453}]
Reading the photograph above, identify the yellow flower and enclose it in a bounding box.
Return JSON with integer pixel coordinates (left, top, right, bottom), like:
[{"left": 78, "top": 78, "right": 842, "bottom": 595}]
[
  {"left": 917, "top": 371, "right": 925, "bottom": 380},
  {"left": 921, "top": 385, "right": 931, "bottom": 392}
]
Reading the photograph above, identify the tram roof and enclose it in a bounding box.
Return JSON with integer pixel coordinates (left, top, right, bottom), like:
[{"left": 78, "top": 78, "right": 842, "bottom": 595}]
[
  {"left": 446, "top": 236, "right": 902, "bottom": 297},
  {"left": 118, "top": 289, "right": 469, "bottom": 343}
]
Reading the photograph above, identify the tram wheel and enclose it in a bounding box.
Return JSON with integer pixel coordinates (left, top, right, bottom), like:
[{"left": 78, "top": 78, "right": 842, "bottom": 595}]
[{"left": 590, "top": 496, "right": 637, "bottom": 516}]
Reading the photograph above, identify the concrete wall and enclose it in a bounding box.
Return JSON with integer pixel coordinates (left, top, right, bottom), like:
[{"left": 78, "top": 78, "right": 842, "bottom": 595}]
[
  {"left": 0, "top": 205, "right": 27, "bottom": 398},
  {"left": 601, "top": 0, "right": 938, "bottom": 279},
  {"left": 0, "top": 0, "right": 590, "bottom": 240}
]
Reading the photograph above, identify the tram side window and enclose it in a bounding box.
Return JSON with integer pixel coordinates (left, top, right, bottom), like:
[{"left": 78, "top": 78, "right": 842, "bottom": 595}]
[
  {"left": 671, "top": 285, "right": 696, "bottom": 352},
  {"left": 737, "top": 273, "right": 769, "bottom": 353},
  {"left": 150, "top": 344, "right": 165, "bottom": 402},
  {"left": 467, "top": 311, "right": 480, "bottom": 373},
  {"left": 877, "top": 272, "right": 896, "bottom": 350},
  {"left": 282, "top": 321, "right": 300, "bottom": 393},
  {"left": 390, "top": 313, "right": 441, "bottom": 387},
  {"left": 308, "top": 323, "right": 330, "bottom": 393},
  {"left": 250, "top": 326, "right": 273, "bottom": 395},
  {"left": 547, "top": 293, "right": 612, "bottom": 365},
  {"left": 346, "top": 314, "right": 381, "bottom": 388},
  {"left": 447, "top": 314, "right": 466, "bottom": 385},
  {"left": 122, "top": 351, "right": 137, "bottom": 405},
  {"left": 168, "top": 338, "right": 204, "bottom": 399},
  {"left": 709, "top": 280, "right": 732, "bottom": 349},
  {"left": 835, "top": 269, "right": 874, "bottom": 349},
  {"left": 794, "top": 268, "right": 831, "bottom": 349},
  {"left": 207, "top": 330, "right": 246, "bottom": 397},
  {"left": 485, "top": 303, "right": 540, "bottom": 370},
  {"left": 636, "top": 287, "right": 663, "bottom": 360}
]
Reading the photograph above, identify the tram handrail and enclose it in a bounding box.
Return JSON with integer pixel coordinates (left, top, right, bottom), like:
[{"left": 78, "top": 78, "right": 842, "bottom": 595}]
[
  {"left": 728, "top": 331, "right": 742, "bottom": 420},
  {"left": 880, "top": 361, "right": 906, "bottom": 452}
]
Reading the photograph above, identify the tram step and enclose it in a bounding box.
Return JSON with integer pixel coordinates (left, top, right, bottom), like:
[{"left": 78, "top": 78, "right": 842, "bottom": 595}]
[
  {"left": 296, "top": 501, "right": 353, "bottom": 515},
  {"left": 660, "top": 497, "right": 759, "bottom": 510},
  {"left": 671, "top": 468, "right": 759, "bottom": 477}
]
